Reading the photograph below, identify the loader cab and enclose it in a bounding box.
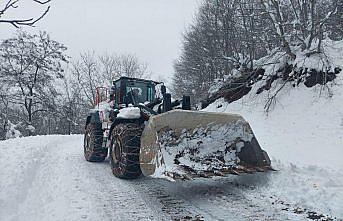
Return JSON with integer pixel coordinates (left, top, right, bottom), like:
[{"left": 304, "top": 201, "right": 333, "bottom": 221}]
[{"left": 112, "top": 77, "right": 158, "bottom": 107}]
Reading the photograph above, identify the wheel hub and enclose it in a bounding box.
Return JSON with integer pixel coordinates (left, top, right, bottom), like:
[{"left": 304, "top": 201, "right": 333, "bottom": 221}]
[
  {"left": 84, "top": 131, "right": 94, "bottom": 155},
  {"left": 112, "top": 136, "right": 123, "bottom": 163}
]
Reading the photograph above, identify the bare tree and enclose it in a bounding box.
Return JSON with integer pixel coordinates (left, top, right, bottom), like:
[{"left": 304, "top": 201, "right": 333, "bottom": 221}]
[
  {"left": 118, "top": 54, "right": 148, "bottom": 79},
  {"left": 0, "top": 83, "right": 10, "bottom": 139},
  {"left": 327, "top": 0, "right": 343, "bottom": 40},
  {"left": 173, "top": 0, "right": 269, "bottom": 102},
  {"left": 72, "top": 52, "right": 149, "bottom": 107},
  {"left": 0, "top": 30, "right": 68, "bottom": 134},
  {"left": 71, "top": 52, "right": 101, "bottom": 107},
  {"left": 261, "top": 0, "right": 338, "bottom": 55},
  {"left": 0, "top": 0, "right": 51, "bottom": 28},
  {"left": 99, "top": 53, "right": 149, "bottom": 83},
  {"left": 54, "top": 76, "right": 88, "bottom": 135},
  {"left": 99, "top": 54, "right": 121, "bottom": 85}
]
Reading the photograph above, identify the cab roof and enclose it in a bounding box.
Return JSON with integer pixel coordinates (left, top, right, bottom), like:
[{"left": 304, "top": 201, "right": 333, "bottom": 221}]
[{"left": 113, "top": 76, "right": 162, "bottom": 85}]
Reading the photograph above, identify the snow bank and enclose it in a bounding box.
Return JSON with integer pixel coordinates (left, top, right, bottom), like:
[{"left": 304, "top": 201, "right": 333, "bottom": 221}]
[{"left": 0, "top": 135, "right": 78, "bottom": 213}]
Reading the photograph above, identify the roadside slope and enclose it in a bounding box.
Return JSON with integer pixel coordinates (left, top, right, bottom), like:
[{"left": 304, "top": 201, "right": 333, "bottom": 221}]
[{"left": 204, "top": 68, "right": 343, "bottom": 219}]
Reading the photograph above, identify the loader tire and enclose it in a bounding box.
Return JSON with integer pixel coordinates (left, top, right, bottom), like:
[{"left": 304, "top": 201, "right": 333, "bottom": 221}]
[
  {"left": 110, "top": 123, "right": 142, "bottom": 179},
  {"left": 84, "top": 123, "right": 107, "bottom": 162}
]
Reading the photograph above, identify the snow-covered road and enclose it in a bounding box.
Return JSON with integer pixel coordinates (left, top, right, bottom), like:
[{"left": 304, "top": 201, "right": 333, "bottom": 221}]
[{"left": 0, "top": 135, "right": 342, "bottom": 221}]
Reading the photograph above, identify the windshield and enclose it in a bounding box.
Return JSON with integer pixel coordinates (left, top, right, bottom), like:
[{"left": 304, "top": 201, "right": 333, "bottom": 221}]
[{"left": 126, "top": 81, "right": 155, "bottom": 104}]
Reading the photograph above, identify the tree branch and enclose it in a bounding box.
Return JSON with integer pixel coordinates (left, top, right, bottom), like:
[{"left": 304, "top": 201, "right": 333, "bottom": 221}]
[
  {"left": 0, "top": 0, "right": 19, "bottom": 16},
  {"left": 0, "top": 1, "right": 50, "bottom": 28},
  {"left": 33, "top": 0, "right": 51, "bottom": 4}
]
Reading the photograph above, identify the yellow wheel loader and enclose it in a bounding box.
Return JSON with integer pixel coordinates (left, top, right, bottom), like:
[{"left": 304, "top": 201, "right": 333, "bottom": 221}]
[{"left": 84, "top": 77, "right": 272, "bottom": 180}]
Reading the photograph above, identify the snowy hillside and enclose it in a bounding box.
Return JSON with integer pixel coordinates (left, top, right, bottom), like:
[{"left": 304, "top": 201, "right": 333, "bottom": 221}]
[
  {"left": 203, "top": 41, "right": 343, "bottom": 219},
  {"left": 205, "top": 74, "right": 343, "bottom": 169}
]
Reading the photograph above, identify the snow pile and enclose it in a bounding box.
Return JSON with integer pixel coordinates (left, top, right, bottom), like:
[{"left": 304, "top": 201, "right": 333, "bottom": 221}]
[
  {"left": 89, "top": 102, "right": 141, "bottom": 120},
  {"left": 117, "top": 107, "right": 141, "bottom": 119}
]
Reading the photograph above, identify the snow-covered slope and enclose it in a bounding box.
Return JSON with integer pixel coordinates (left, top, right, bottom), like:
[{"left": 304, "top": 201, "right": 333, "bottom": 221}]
[
  {"left": 205, "top": 77, "right": 343, "bottom": 169},
  {"left": 204, "top": 45, "right": 343, "bottom": 219}
]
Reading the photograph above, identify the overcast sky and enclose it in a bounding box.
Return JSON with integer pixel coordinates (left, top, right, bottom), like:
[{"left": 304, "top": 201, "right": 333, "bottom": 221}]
[{"left": 0, "top": 0, "right": 199, "bottom": 82}]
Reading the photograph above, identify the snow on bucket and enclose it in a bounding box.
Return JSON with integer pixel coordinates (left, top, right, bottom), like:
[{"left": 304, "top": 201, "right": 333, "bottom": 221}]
[{"left": 139, "top": 110, "right": 271, "bottom": 180}]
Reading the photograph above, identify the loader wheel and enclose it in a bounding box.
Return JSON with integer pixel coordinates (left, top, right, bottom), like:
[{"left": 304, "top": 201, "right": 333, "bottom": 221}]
[
  {"left": 110, "top": 123, "right": 142, "bottom": 179},
  {"left": 84, "top": 123, "right": 107, "bottom": 162}
]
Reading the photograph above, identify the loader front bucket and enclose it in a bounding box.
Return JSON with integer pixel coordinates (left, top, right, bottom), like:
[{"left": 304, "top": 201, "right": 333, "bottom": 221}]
[{"left": 140, "top": 110, "right": 272, "bottom": 180}]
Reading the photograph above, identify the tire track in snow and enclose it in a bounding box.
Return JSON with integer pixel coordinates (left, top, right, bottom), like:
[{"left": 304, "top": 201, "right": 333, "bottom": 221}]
[
  {"left": 59, "top": 141, "right": 159, "bottom": 221},
  {"left": 83, "top": 161, "right": 160, "bottom": 221},
  {"left": 5, "top": 147, "right": 47, "bottom": 221},
  {"left": 129, "top": 178, "right": 210, "bottom": 220},
  {"left": 129, "top": 178, "right": 265, "bottom": 221},
  {"left": 128, "top": 175, "right": 314, "bottom": 221}
]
